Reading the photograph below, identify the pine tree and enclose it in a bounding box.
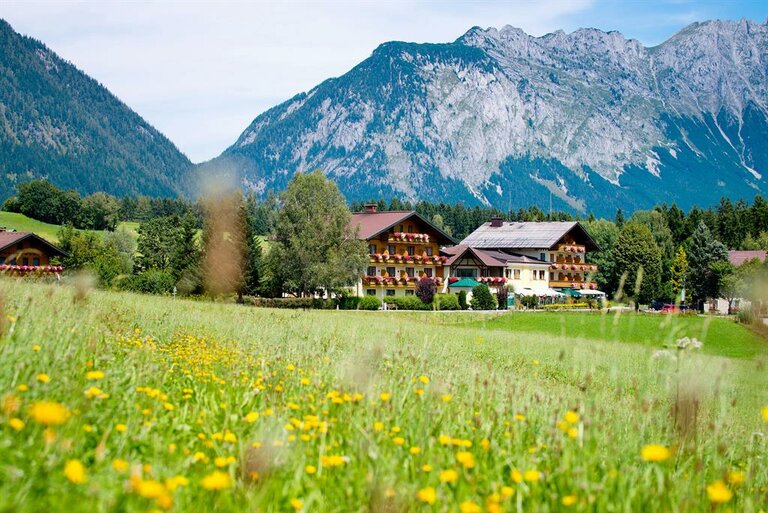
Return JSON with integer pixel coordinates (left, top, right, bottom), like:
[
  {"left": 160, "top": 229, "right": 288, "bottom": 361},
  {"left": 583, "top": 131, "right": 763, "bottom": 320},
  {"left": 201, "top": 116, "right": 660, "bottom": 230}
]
[
  {"left": 614, "top": 208, "right": 625, "bottom": 228},
  {"left": 686, "top": 221, "right": 729, "bottom": 310}
]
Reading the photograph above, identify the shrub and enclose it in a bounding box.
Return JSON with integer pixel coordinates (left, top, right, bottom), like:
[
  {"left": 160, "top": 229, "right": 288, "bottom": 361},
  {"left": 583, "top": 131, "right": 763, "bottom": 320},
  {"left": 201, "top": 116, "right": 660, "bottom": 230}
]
[
  {"left": 415, "top": 277, "right": 437, "bottom": 304},
  {"left": 435, "top": 293, "right": 459, "bottom": 311},
  {"left": 496, "top": 287, "right": 511, "bottom": 310},
  {"left": 518, "top": 295, "right": 539, "bottom": 309},
  {"left": 384, "top": 296, "right": 432, "bottom": 310},
  {"left": 736, "top": 306, "right": 756, "bottom": 325},
  {"left": 541, "top": 302, "right": 590, "bottom": 310},
  {"left": 470, "top": 284, "right": 497, "bottom": 310},
  {"left": 251, "top": 297, "right": 336, "bottom": 309},
  {"left": 337, "top": 296, "right": 361, "bottom": 310},
  {"left": 458, "top": 290, "right": 468, "bottom": 310},
  {"left": 120, "top": 269, "right": 176, "bottom": 295},
  {"left": 358, "top": 296, "right": 381, "bottom": 310}
]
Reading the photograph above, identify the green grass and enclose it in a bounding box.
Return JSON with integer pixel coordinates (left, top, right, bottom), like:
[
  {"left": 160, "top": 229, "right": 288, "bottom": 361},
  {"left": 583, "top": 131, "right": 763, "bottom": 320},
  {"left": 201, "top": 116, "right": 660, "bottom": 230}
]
[
  {"left": 0, "top": 280, "right": 766, "bottom": 512},
  {"left": 477, "top": 311, "right": 767, "bottom": 358},
  {"left": 0, "top": 211, "right": 140, "bottom": 243}
]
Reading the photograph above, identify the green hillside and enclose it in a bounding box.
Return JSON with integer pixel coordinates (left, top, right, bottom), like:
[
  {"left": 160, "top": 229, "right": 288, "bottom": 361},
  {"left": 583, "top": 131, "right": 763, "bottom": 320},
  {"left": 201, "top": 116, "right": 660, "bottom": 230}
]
[
  {"left": 0, "top": 19, "right": 191, "bottom": 201},
  {"left": 0, "top": 212, "right": 136, "bottom": 244}
]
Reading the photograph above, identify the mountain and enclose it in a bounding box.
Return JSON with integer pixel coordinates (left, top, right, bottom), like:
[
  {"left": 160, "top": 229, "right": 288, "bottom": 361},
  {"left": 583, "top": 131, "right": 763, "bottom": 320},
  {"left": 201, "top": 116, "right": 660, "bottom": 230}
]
[
  {"left": 0, "top": 19, "right": 191, "bottom": 201},
  {"left": 210, "top": 19, "right": 768, "bottom": 216}
]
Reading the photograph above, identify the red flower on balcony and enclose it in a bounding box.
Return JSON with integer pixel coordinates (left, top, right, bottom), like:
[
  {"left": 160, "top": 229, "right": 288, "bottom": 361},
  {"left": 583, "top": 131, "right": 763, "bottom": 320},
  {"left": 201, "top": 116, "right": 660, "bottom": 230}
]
[{"left": 448, "top": 276, "right": 459, "bottom": 283}]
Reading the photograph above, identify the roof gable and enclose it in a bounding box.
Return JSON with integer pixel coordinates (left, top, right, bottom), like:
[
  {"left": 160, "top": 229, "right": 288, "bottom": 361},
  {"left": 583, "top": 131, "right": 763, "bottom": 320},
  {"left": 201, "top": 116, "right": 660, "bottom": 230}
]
[
  {"left": 0, "top": 232, "right": 68, "bottom": 257},
  {"left": 350, "top": 211, "right": 456, "bottom": 244}
]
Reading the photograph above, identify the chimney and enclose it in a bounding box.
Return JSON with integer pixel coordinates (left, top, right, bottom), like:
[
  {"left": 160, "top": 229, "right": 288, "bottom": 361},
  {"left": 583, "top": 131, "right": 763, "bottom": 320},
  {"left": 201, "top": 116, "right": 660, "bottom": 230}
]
[
  {"left": 489, "top": 216, "right": 503, "bottom": 228},
  {"left": 364, "top": 203, "right": 378, "bottom": 213}
]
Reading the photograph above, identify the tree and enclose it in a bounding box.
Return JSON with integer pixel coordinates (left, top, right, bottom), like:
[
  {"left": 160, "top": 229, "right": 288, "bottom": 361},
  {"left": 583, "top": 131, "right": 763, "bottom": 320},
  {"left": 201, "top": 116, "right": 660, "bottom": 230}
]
[
  {"left": 240, "top": 195, "right": 263, "bottom": 298},
  {"left": 614, "top": 208, "right": 625, "bottom": 228},
  {"left": 710, "top": 261, "right": 737, "bottom": 315},
  {"left": 470, "top": 284, "right": 497, "bottom": 310},
  {"left": 458, "top": 290, "right": 468, "bottom": 310},
  {"left": 611, "top": 222, "right": 662, "bottom": 309},
  {"left": 80, "top": 192, "right": 121, "bottom": 230},
  {"left": 416, "top": 277, "right": 437, "bottom": 305},
  {"left": 136, "top": 216, "right": 180, "bottom": 272},
  {"left": 264, "top": 171, "right": 367, "bottom": 296},
  {"left": 686, "top": 221, "right": 729, "bottom": 310},
  {"left": 584, "top": 219, "right": 620, "bottom": 292},
  {"left": 668, "top": 246, "right": 689, "bottom": 301}
]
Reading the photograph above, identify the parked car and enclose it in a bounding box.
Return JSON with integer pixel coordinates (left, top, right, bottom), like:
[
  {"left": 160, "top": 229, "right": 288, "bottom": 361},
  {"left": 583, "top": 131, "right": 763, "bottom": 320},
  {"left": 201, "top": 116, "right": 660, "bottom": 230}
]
[
  {"left": 650, "top": 300, "right": 665, "bottom": 311},
  {"left": 661, "top": 303, "right": 691, "bottom": 313}
]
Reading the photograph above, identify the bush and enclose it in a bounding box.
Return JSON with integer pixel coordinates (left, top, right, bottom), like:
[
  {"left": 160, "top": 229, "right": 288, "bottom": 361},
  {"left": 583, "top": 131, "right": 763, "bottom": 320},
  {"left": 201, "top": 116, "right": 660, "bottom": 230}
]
[
  {"left": 251, "top": 297, "right": 336, "bottom": 309},
  {"left": 736, "top": 306, "right": 756, "bottom": 325},
  {"left": 540, "top": 302, "right": 590, "bottom": 310},
  {"left": 518, "top": 295, "right": 539, "bottom": 309},
  {"left": 496, "top": 287, "right": 510, "bottom": 310},
  {"left": 337, "top": 296, "right": 361, "bottom": 310},
  {"left": 435, "top": 293, "right": 459, "bottom": 311},
  {"left": 470, "top": 284, "right": 497, "bottom": 310},
  {"left": 358, "top": 296, "right": 381, "bottom": 310},
  {"left": 120, "top": 269, "right": 176, "bottom": 295},
  {"left": 415, "top": 277, "right": 437, "bottom": 304},
  {"left": 384, "top": 296, "right": 432, "bottom": 310},
  {"left": 458, "top": 290, "right": 468, "bottom": 310}
]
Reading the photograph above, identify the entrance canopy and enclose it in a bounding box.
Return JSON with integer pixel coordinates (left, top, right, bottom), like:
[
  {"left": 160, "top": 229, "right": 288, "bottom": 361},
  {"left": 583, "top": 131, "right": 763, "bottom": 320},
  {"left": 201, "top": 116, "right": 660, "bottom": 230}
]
[{"left": 449, "top": 278, "right": 481, "bottom": 289}]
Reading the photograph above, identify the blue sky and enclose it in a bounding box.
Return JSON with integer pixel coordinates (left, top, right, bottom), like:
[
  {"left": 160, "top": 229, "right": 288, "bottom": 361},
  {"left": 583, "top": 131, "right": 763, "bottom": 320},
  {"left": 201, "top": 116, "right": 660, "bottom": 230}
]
[{"left": 1, "top": 0, "right": 766, "bottom": 162}]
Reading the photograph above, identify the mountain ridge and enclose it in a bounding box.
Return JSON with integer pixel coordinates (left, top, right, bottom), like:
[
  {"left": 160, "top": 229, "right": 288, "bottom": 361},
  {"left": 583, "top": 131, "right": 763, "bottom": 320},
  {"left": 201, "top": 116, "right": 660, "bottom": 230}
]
[
  {"left": 209, "top": 18, "right": 768, "bottom": 216},
  {"left": 0, "top": 19, "right": 191, "bottom": 200}
]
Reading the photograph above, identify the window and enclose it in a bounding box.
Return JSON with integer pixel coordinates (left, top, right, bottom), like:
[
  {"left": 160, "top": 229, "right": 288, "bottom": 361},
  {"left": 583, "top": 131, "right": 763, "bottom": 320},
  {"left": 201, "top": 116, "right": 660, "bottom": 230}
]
[
  {"left": 539, "top": 270, "right": 546, "bottom": 280},
  {"left": 550, "top": 254, "right": 555, "bottom": 262},
  {"left": 425, "top": 247, "right": 433, "bottom": 256},
  {"left": 387, "top": 245, "right": 396, "bottom": 254},
  {"left": 22, "top": 257, "right": 28, "bottom": 266},
  {"left": 386, "top": 267, "right": 396, "bottom": 277},
  {"left": 505, "top": 269, "right": 511, "bottom": 278},
  {"left": 407, "top": 245, "right": 415, "bottom": 256},
  {"left": 424, "top": 268, "right": 433, "bottom": 277},
  {"left": 550, "top": 272, "right": 554, "bottom": 280},
  {"left": 531, "top": 270, "right": 537, "bottom": 280},
  {"left": 9, "top": 258, "right": 16, "bottom": 265},
  {"left": 405, "top": 267, "right": 414, "bottom": 277},
  {"left": 369, "top": 244, "right": 377, "bottom": 254},
  {"left": 366, "top": 289, "right": 376, "bottom": 296},
  {"left": 386, "top": 289, "right": 395, "bottom": 296},
  {"left": 0, "top": 256, "right": 4, "bottom": 264},
  {"left": 513, "top": 269, "right": 521, "bottom": 280},
  {"left": 456, "top": 268, "right": 476, "bottom": 278},
  {"left": 33, "top": 257, "right": 39, "bottom": 266},
  {"left": 405, "top": 290, "right": 415, "bottom": 296},
  {"left": 540, "top": 252, "right": 546, "bottom": 261},
  {"left": 408, "top": 225, "right": 414, "bottom": 233},
  {"left": 398, "top": 224, "right": 404, "bottom": 232},
  {"left": 367, "top": 266, "right": 376, "bottom": 276}
]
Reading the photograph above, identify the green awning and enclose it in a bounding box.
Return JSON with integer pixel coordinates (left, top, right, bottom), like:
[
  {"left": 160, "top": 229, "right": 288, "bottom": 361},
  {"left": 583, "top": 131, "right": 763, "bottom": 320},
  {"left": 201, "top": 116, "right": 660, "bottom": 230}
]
[
  {"left": 449, "top": 278, "right": 481, "bottom": 288},
  {"left": 561, "top": 288, "right": 582, "bottom": 297}
]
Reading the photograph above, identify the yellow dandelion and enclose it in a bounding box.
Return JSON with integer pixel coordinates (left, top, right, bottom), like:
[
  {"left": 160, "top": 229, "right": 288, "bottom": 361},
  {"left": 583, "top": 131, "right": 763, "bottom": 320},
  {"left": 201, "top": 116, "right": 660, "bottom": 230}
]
[
  {"left": 511, "top": 469, "right": 523, "bottom": 483},
  {"left": 112, "top": 459, "right": 129, "bottom": 472},
  {"left": 32, "top": 344, "right": 41, "bottom": 352},
  {"left": 421, "top": 464, "right": 432, "bottom": 472},
  {"left": 115, "top": 423, "right": 127, "bottom": 433},
  {"left": 393, "top": 436, "right": 405, "bottom": 446},
  {"left": 459, "top": 501, "right": 481, "bottom": 513},
  {"left": 524, "top": 469, "right": 541, "bottom": 482},
  {"left": 456, "top": 451, "right": 475, "bottom": 469},
  {"left": 135, "top": 479, "right": 166, "bottom": 499},
  {"left": 409, "top": 446, "right": 421, "bottom": 455},
  {"left": 441, "top": 394, "right": 453, "bottom": 403},
  {"left": 564, "top": 410, "right": 580, "bottom": 424},
  {"left": 419, "top": 375, "right": 430, "bottom": 384},
  {"left": 501, "top": 486, "right": 515, "bottom": 498},
  {"left": 305, "top": 465, "right": 317, "bottom": 475},
  {"left": 200, "top": 471, "right": 231, "bottom": 490},
  {"left": 9, "top": 418, "right": 24, "bottom": 431},
  {"left": 165, "top": 475, "right": 189, "bottom": 491},
  {"left": 86, "top": 370, "right": 105, "bottom": 380},
  {"left": 244, "top": 412, "right": 259, "bottom": 423},
  {"left": 727, "top": 471, "right": 746, "bottom": 485},
  {"left": 641, "top": 444, "right": 671, "bottom": 462},
  {"left": 439, "top": 469, "right": 459, "bottom": 483},
  {"left": 380, "top": 392, "right": 391, "bottom": 402},
  {"left": 762, "top": 405, "right": 768, "bottom": 424},
  {"left": 416, "top": 487, "right": 436, "bottom": 504},
  {"left": 706, "top": 480, "right": 733, "bottom": 503},
  {"left": 36, "top": 373, "right": 50, "bottom": 383},
  {"left": 562, "top": 495, "right": 577, "bottom": 506},
  {"left": 290, "top": 498, "right": 304, "bottom": 510},
  {"left": 29, "top": 401, "right": 69, "bottom": 426},
  {"left": 64, "top": 459, "right": 87, "bottom": 484}
]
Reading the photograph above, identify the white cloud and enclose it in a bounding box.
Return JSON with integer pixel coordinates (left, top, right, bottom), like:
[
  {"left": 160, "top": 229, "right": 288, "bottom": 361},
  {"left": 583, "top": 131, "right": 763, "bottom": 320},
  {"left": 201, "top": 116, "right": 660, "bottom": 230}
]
[{"left": 2, "top": 0, "right": 596, "bottom": 162}]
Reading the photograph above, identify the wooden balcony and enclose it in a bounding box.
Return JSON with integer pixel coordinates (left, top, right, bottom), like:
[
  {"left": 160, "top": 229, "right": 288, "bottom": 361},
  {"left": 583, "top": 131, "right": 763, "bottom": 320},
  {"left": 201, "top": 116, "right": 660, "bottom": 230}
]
[
  {"left": 363, "top": 276, "right": 444, "bottom": 287},
  {"left": 369, "top": 254, "right": 447, "bottom": 266},
  {"left": 550, "top": 280, "right": 598, "bottom": 290}
]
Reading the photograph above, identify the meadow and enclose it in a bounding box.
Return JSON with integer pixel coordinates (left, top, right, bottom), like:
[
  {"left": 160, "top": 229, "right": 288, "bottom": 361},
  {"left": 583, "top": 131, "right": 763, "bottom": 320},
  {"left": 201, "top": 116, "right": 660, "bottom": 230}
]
[
  {"left": 0, "top": 211, "right": 139, "bottom": 243},
  {"left": 0, "top": 279, "right": 766, "bottom": 512}
]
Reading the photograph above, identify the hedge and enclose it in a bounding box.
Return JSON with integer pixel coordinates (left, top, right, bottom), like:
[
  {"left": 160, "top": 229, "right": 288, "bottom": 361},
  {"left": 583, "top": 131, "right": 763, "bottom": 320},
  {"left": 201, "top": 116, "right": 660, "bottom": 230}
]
[
  {"left": 435, "top": 293, "right": 459, "bottom": 311},
  {"left": 358, "top": 296, "right": 381, "bottom": 310},
  {"left": 384, "top": 296, "right": 433, "bottom": 310},
  {"left": 540, "top": 303, "right": 590, "bottom": 310},
  {"left": 251, "top": 297, "right": 336, "bottom": 309}
]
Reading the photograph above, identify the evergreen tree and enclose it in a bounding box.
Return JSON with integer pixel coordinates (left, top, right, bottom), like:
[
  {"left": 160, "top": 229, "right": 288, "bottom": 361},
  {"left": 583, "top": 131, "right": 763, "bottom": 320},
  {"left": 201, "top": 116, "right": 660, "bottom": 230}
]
[
  {"left": 669, "top": 246, "right": 688, "bottom": 301},
  {"left": 584, "top": 219, "right": 619, "bottom": 292},
  {"left": 240, "top": 195, "right": 263, "bottom": 297},
  {"left": 611, "top": 222, "right": 662, "bottom": 308},
  {"left": 470, "top": 284, "right": 497, "bottom": 310},
  {"left": 614, "top": 208, "right": 625, "bottom": 228},
  {"left": 686, "top": 221, "right": 729, "bottom": 310},
  {"left": 170, "top": 214, "right": 200, "bottom": 280}
]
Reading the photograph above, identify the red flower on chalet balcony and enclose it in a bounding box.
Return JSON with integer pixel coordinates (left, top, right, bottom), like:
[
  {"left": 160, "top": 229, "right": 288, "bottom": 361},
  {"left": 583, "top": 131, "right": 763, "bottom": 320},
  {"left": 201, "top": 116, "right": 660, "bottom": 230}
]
[{"left": 448, "top": 277, "right": 459, "bottom": 284}]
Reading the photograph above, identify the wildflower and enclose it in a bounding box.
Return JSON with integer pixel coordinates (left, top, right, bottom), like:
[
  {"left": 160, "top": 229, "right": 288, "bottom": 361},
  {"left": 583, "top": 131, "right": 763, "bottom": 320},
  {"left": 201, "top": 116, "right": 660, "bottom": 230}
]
[
  {"left": 439, "top": 469, "right": 459, "bottom": 483},
  {"left": 29, "top": 401, "right": 69, "bottom": 425},
  {"left": 441, "top": 394, "right": 453, "bottom": 403},
  {"left": 214, "top": 456, "right": 235, "bottom": 468},
  {"left": 223, "top": 432, "right": 237, "bottom": 443},
  {"left": 409, "top": 446, "right": 421, "bottom": 455},
  {"left": 481, "top": 438, "right": 490, "bottom": 450},
  {"left": 456, "top": 451, "right": 475, "bottom": 469},
  {"left": 36, "top": 373, "right": 50, "bottom": 383},
  {"left": 524, "top": 470, "right": 541, "bottom": 482},
  {"left": 32, "top": 344, "right": 41, "bottom": 352},
  {"left": 564, "top": 411, "right": 579, "bottom": 424},
  {"left": 393, "top": 437, "right": 405, "bottom": 446},
  {"left": 9, "top": 418, "right": 24, "bottom": 431},
  {"left": 510, "top": 469, "right": 523, "bottom": 483},
  {"left": 562, "top": 495, "right": 577, "bottom": 506},
  {"left": 64, "top": 459, "right": 87, "bottom": 484},
  {"left": 419, "top": 375, "right": 430, "bottom": 384},
  {"left": 200, "top": 471, "right": 231, "bottom": 490},
  {"left": 727, "top": 471, "right": 746, "bottom": 485},
  {"left": 86, "top": 370, "right": 105, "bottom": 380},
  {"left": 373, "top": 421, "right": 384, "bottom": 432},
  {"left": 762, "top": 406, "right": 768, "bottom": 424},
  {"left": 501, "top": 486, "right": 515, "bottom": 497},
  {"left": 706, "top": 480, "right": 733, "bottom": 503},
  {"left": 84, "top": 386, "right": 103, "bottom": 398},
  {"left": 641, "top": 444, "right": 671, "bottom": 462},
  {"left": 320, "top": 455, "right": 346, "bottom": 467},
  {"left": 116, "top": 423, "right": 127, "bottom": 433},
  {"left": 514, "top": 414, "right": 525, "bottom": 421},
  {"left": 305, "top": 465, "right": 317, "bottom": 475},
  {"left": 165, "top": 476, "right": 189, "bottom": 491},
  {"left": 135, "top": 479, "right": 166, "bottom": 499},
  {"left": 421, "top": 464, "right": 432, "bottom": 472},
  {"left": 163, "top": 403, "right": 174, "bottom": 411},
  {"left": 459, "top": 501, "right": 481, "bottom": 513},
  {"left": 380, "top": 392, "right": 391, "bottom": 402},
  {"left": 416, "top": 487, "right": 436, "bottom": 504},
  {"left": 112, "top": 459, "right": 129, "bottom": 472},
  {"left": 244, "top": 412, "right": 259, "bottom": 423},
  {"left": 290, "top": 498, "right": 304, "bottom": 510},
  {"left": 17, "top": 384, "right": 28, "bottom": 392},
  {"left": 567, "top": 427, "right": 578, "bottom": 439}
]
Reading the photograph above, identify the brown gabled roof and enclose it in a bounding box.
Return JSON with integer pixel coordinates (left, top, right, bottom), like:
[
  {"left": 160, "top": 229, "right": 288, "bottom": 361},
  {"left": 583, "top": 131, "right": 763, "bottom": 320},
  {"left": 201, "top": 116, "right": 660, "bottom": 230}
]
[
  {"left": 442, "top": 245, "right": 549, "bottom": 267},
  {"left": 0, "top": 232, "right": 68, "bottom": 257},
  {"left": 350, "top": 211, "right": 456, "bottom": 244},
  {"left": 728, "top": 250, "right": 767, "bottom": 266}
]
